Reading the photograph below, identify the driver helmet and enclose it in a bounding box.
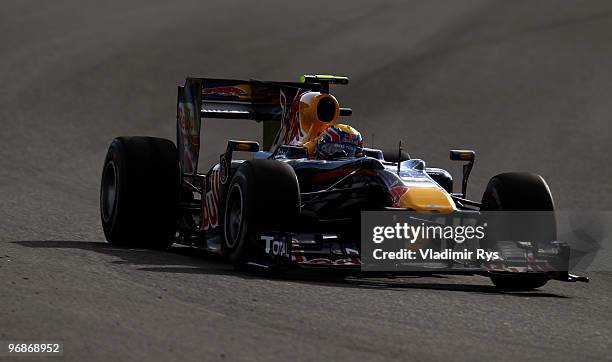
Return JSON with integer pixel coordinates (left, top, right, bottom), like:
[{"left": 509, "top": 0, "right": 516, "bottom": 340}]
[{"left": 315, "top": 124, "right": 364, "bottom": 159}]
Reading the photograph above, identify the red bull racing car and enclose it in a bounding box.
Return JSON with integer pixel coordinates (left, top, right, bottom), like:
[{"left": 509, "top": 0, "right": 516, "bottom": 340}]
[{"left": 100, "top": 75, "right": 588, "bottom": 290}]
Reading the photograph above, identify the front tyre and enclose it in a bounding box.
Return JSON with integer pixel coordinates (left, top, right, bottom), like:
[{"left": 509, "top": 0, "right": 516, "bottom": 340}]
[
  {"left": 481, "top": 172, "right": 555, "bottom": 290},
  {"left": 490, "top": 274, "right": 549, "bottom": 290},
  {"left": 100, "top": 136, "right": 179, "bottom": 249},
  {"left": 481, "top": 172, "right": 554, "bottom": 212},
  {"left": 222, "top": 159, "right": 300, "bottom": 266}
]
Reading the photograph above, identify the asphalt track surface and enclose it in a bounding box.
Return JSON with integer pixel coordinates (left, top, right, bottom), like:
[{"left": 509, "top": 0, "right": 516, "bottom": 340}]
[{"left": 1, "top": 1, "right": 612, "bottom": 361}]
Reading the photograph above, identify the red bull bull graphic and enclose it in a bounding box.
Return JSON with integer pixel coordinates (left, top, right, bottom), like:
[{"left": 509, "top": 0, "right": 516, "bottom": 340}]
[
  {"left": 276, "top": 88, "right": 309, "bottom": 146},
  {"left": 202, "top": 84, "right": 251, "bottom": 100}
]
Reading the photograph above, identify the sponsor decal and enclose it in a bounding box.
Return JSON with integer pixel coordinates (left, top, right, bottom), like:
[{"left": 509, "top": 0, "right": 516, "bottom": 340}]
[
  {"left": 292, "top": 257, "right": 361, "bottom": 265},
  {"left": 202, "top": 85, "right": 251, "bottom": 99},
  {"left": 177, "top": 81, "right": 202, "bottom": 174},
  {"left": 262, "top": 236, "right": 289, "bottom": 258},
  {"left": 177, "top": 100, "right": 199, "bottom": 173},
  {"left": 200, "top": 166, "right": 221, "bottom": 231}
]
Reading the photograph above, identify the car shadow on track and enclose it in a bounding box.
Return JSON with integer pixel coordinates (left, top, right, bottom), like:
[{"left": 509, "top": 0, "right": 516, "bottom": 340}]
[
  {"left": 13, "top": 240, "right": 568, "bottom": 298},
  {"left": 13, "top": 240, "right": 236, "bottom": 275}
]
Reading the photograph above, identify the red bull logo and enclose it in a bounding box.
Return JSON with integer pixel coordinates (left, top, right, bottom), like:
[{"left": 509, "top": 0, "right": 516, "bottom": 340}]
[{"left": 203, "top": 85, "right": 251, "bottom": 99}]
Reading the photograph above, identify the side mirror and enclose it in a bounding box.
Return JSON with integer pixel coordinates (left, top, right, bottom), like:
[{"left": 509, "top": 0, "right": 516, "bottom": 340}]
[
  {"left": 449, "top": 150, "right": 475, "bottom": 198},
  {"left": 450, "top": 150, "right": 475, "bottom": 162},
  {"left": 220, "top": 140, "right": 260, "bottom": 185},
  {"left": 227, "top": 140, "right": 260, "bottom": 153}
]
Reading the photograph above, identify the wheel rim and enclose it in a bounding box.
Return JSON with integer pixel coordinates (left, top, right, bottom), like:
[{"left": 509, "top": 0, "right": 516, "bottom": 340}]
[
  {"left": 101, "top": 161, "right": 118, "bottom": 223},
  {"left": 225, "top": 184, "right": 244, "bottom": 248}
]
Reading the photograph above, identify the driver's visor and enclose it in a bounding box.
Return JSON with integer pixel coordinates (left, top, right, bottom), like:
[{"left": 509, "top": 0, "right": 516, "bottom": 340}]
[{"left": 319, "top": 143, "right": 363, "bottom": 158}]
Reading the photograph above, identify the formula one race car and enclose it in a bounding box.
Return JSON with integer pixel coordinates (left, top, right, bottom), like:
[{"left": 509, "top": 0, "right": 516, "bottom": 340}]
[{"left": 100, "top": 75, "right": 587, "bottom": 290}]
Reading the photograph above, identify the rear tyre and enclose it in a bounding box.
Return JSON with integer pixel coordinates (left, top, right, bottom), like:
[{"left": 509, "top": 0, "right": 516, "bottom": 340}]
[
  {"left": 481, "top": 172, "right": 555, "bottom": 290},
  {"left": 222, "top": 159, "right": 300, "bottom": 266},
  {"left": 100, "top": 136, "right": 179, "bottom": 249}
]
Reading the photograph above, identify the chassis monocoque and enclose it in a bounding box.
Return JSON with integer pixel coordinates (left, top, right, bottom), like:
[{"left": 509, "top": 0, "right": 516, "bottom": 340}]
[{"left": 100, "top": 75, "right": 587, "bottom": 290}]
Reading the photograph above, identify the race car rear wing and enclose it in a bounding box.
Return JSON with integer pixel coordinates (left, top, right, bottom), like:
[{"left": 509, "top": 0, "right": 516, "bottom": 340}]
[
  {"left": 199, "top": 78, "right": 319, "bottom": 120},
  {"left": 176, "top": 75, "right": 351, "bottom": 174}
]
